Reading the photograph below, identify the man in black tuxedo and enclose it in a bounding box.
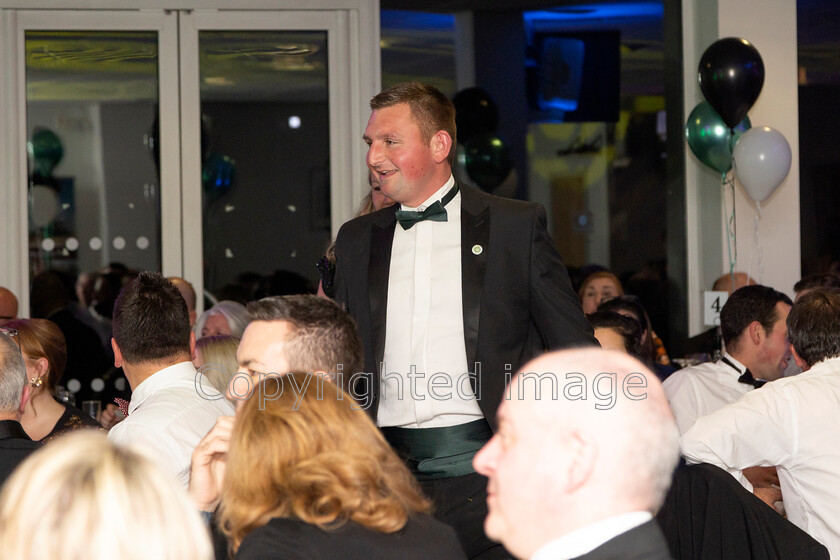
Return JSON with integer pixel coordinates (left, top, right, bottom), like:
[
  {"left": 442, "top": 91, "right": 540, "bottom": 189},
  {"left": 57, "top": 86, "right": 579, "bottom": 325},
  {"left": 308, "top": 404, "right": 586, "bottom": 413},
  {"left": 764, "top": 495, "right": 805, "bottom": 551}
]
[
  {"left": 474, "top": 348, "right": 679, "bottom": 560},
  {"left": 0, "top": 328, "right": 41, "bottom": 486},
  {"left": 334, "top": 82, "right": 595, "bottom": 559}
]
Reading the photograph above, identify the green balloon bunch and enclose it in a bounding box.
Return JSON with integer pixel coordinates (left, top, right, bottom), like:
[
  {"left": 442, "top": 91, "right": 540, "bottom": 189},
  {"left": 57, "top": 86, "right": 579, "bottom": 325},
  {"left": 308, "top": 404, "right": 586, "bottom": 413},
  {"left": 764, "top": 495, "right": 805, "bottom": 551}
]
[{"left": 685, "top": 101, "right": 750, "bottom": 175}]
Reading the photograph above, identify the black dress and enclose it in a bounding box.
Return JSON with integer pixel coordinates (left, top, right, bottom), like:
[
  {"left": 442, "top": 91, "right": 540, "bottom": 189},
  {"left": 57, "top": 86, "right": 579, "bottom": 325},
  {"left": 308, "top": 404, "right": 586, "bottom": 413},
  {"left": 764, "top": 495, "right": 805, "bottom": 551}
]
[
  {"left": 235, "top": 514, "right": 466, "bottom": 560},
  {"left": 41, "top": 402, "right": 102, "bottom": 443}
]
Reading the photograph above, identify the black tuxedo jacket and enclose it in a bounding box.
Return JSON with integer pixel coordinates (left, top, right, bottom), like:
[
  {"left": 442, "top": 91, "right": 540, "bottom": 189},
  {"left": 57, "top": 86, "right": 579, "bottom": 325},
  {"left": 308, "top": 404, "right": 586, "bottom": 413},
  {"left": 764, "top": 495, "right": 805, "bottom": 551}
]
[
  {"left": 571, "top": 520, "right": 673, "bottom": 560},
  {"left": 0, "top": 420, "right": 41, "bottom": 487},
  {"left": 334, "top": 184, "right": 595, "bottom": 426}
]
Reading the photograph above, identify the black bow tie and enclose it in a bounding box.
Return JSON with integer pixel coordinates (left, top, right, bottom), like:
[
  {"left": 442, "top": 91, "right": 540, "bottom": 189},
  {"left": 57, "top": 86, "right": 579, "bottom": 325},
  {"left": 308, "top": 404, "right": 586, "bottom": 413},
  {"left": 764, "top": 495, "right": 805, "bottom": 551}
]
[
  {"left": 394, "top": 185, "right": 459, "bottom": 230},
  {"left": 738, "top": 370, "right": 767, "bottom": 389},
  {"left": 722, "top": 356, "right": 767, "bottom": 389}
]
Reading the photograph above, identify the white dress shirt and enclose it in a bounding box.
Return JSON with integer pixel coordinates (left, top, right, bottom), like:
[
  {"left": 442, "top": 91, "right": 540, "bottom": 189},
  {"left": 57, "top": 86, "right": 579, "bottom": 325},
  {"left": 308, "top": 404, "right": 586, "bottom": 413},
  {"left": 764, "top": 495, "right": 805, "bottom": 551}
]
[
  {"left": 530, "top": 512, "right": 652, "bottom": 560},
  {"left": 681, "top": 356, "right": 840, "bottom": 557},
  {"left": 108, "top": 361, "right": 234, "bottom": 488},
  {"left": 662, "top": 353, "right": 753, "bottom": 434},
  {"left": 379, "top": 176, "right": 483, "bottom": 428}
]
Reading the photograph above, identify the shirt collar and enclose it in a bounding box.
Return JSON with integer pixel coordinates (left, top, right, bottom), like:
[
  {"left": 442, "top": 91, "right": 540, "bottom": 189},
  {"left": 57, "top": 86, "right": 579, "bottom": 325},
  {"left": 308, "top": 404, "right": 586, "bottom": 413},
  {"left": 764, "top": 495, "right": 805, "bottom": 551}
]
[
  {"left": 129, "top": 361, "right": 196, "bottom": 414},
  {"left": 400, "top": 175, "right": 456, "bottom": 212},
  {"left": 530, "top": 511, "right": 652, "bottom": 560},
  {"left": 720, "top": 352, "right": 748, "bottom": 376}
]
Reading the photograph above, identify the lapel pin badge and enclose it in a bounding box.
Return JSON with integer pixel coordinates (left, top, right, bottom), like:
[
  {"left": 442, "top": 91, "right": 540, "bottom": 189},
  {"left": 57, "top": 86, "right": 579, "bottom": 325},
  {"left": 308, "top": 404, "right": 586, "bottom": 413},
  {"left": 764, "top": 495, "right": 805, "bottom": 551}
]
[{"left": 472, "top": 244, "right": 483, "bottom": 255}]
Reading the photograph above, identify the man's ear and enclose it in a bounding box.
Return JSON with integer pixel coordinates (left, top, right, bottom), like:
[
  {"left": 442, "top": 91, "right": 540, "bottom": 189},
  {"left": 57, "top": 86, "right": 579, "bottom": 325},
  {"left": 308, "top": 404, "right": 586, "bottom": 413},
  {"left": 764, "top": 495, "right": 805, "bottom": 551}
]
[
  {"left": 562, "top": 430, "right": 597, "bottom": 494},
  {"left": 112, "top": 338, "right": 123, "bottom": 368},
  {"left": 791, "top": 346, "right": 810, "bottom": 371},
  {"left": 430, "top": 130, "right": 453, "bottom": 164},
  {"left": 189, "top": 331, "right": 197, "bottom": 360},
  {"left": 19, "top": 383, "right": 31, "bottom": 415},
  {"left": 748, "top": 321, "right": 764, "bottom": 346}
]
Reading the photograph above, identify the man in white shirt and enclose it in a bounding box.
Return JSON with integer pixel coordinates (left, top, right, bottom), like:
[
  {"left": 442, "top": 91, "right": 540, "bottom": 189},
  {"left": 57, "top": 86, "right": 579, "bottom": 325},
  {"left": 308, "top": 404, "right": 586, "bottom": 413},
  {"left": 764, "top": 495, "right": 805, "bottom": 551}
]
[
  {"left": 107, "top": 272, "right": 233, "bottom": 488},
  {"left": 334, "top": 82, "right": 595, "bottom": 558},
  {"left": 663, "top": 285, "right": 792, "bottom": 435},
  {"left": 473, "top": 348, "right": 679, "bottom": 560},
  {"left": 681, "top": 288, "right": 840, "bottom": 557},
  {"left": 188, "top": 294, "right": 365, "bottom": 512}
]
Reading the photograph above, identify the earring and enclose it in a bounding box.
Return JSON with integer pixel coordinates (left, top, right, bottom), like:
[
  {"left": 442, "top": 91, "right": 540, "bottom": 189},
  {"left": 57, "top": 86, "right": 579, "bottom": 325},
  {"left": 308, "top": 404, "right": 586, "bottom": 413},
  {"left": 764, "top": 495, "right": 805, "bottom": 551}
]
[{"left": 29, "top": 377, "right": 43, "bottom": 388}]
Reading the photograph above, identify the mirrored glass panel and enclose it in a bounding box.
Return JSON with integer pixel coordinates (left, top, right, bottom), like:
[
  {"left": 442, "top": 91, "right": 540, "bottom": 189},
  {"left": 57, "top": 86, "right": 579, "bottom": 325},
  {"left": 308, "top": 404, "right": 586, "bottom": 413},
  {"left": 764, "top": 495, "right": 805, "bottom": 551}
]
[
  {"left": 26, "top": 30, "right": 162, "bottom": 307},
  {"left": 198, "top": 31, "right": 330, "bottom": 302},
  {"left": 25, "top": 30, "right": 160, "bottom": 404}
]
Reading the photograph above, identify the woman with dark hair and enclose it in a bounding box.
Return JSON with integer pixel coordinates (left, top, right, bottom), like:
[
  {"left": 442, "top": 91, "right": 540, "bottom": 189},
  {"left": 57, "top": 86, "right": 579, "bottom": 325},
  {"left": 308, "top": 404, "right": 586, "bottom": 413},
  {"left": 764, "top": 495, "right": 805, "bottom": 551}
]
[
  {"left": 7, "top": 319, "right": 100, "bottom": 442},
  {"left": 218, "top": 374, "right": 465, "bottom": 560},
  {"left": 587, "top": 311, "right": 645, "bottom": 362},
  {"left": 597, "top": 296, "right": 677, "bottom": 381}
]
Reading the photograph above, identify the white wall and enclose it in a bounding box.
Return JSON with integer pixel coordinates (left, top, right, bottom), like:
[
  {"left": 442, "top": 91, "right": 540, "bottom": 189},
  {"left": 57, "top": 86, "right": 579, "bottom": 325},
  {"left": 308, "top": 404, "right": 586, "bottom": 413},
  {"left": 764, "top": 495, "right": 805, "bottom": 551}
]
[
  {"left": 719, "top": 0, "right": 801, "bottom": 296},
  {"left": 683, "top": 0, "right": 800, "bottom": 336}
]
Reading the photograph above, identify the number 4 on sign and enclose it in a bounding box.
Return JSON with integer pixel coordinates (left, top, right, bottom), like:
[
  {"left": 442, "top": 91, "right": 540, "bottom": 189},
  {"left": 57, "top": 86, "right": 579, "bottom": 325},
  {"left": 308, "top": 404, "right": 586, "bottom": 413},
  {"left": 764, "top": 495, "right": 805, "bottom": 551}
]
[{"left": 704, "top": 291, "right": 729, "bottom": 327}]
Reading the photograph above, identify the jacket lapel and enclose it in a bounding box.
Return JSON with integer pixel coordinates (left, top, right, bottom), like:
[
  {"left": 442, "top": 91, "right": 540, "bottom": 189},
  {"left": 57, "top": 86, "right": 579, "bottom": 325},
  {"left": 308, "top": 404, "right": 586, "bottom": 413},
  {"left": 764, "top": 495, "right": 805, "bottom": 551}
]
[
  {"left": 369, "top": 206, "right": 397, "bottom": 367},
  {"left": 460, "top": 186, "right": 490, "bottom": 369}
]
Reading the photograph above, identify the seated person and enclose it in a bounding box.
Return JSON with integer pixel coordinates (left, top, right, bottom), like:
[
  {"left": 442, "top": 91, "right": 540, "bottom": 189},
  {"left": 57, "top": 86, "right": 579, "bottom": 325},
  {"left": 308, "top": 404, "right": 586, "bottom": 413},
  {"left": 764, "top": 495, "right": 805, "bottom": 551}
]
[
  {"left": 794, "top": 272, "right": 840, "bottom": 301},
  {"left": 195, "top": 301, "right": 250, "bottom": 339},
  {"left": 597, "top": 295, "right": 675, "bottom": 381},
  {"left": 663, "top": 285, "right": 792, "bottom": 435},
  {"left": 0, "top": 328, "right": 41, "bottom": 486},
  {"left": 217, "top": 375, "right": 466, "bottom": 560},
  {"left": 588, "top": 311, "right": 645, "bottom": 362},
  {"left": 0, "top": 431, "right": 213, "bottom": 560},
  {"left": 578, "top": 270, "right": 623, "bottom": 315},
  {"left": 0, "top": 287, "right": 18, "bottom": 326},
  {"left": 8, "top": 319, "right": 100, "bottom": 442},
  {"left": 193, "top": 335, "right": 240, "bottom": 401},
  {"left": 681, "top": 289, "right": 840, "bottom": 556},
  {"left": 683, "top": 272, "right": 756, "bottom": 359}
]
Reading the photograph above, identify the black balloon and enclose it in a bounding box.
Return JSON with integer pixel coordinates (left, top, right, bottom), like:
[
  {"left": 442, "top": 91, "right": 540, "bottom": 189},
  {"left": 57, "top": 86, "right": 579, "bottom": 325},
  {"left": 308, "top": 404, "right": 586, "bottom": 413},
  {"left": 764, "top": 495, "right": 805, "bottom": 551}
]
[
  {"left": 698, "top": 37, "right": 764, "bottom": 129},
  {"left": 453, "top": 87, "right": 500, "bottom": 144},
  {"left": 464, "top": 133, "right": 512, "bottom": 192}
]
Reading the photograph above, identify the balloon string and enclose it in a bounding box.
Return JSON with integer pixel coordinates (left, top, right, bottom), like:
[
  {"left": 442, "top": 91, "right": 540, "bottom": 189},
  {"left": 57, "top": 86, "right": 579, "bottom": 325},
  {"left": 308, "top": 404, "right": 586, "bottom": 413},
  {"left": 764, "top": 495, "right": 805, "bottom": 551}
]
[
  {"left": 746, "top": 201, "right": 764, "bottom": 284},
  {"left": 755, "top": 201, "right": 764, "bottom": 282},
  {"left": 722, "top": 171, "right": 738, "bottom": 276}
]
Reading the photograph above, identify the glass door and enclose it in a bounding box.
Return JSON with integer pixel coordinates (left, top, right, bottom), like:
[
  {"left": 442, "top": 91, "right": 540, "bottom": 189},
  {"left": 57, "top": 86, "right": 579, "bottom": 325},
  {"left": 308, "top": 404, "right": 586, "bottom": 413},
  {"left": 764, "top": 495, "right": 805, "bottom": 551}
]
[
  {"left": 12, "top": 10, "right": 181, "bottom": 316},
  {"left": 179, "top": 11, "right": 355, "bottom": 309},
  {"left": 3, "top": 7, "right": 365, "bottom": 316}
]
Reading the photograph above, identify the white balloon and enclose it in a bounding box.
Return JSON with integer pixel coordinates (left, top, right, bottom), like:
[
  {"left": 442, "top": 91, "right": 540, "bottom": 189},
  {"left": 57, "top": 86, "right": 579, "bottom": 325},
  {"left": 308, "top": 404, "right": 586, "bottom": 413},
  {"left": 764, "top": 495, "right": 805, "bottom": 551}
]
[
  {"left": 733, "top": 126, "right": 792, "bottom": 203},
  {"left": 29, "top": 184, "right": 60, "bottom": 227}
]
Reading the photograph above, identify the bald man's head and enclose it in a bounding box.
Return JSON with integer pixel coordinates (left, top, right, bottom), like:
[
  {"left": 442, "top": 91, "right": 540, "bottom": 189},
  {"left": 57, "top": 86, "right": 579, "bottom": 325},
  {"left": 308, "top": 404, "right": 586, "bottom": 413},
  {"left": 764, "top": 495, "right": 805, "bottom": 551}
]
[
  {"left": 713, "top": 272, "right": 756, "bottom": 294},
  {"left": 474, "top": 348, "right": 679, "bottom": 559},
  {"left": 0, "top": 288, "right": 19, "bottom": 326},
  {"left": 167, "top": 277, "right": 197, "bottom": 326}
]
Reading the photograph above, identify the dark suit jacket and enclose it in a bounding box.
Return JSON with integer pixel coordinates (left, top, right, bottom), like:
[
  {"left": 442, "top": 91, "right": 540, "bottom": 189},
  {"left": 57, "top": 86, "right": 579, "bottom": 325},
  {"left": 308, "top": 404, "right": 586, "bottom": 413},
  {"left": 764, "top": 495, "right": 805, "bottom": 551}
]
[
  {"left": 0, "top": 420, "right": 41, "bottom": 487},
  {"left": 571, "top": 520, "right": 673, "bottom": 560},
  {"left": 235, "top": 515, "right": 466, "bottom": 560},
  {"left": 656, "top": 463, "right": 829, "bottom": 560},
  {"left": 334, "top": 184, "right": 596, "bottom": 426}
]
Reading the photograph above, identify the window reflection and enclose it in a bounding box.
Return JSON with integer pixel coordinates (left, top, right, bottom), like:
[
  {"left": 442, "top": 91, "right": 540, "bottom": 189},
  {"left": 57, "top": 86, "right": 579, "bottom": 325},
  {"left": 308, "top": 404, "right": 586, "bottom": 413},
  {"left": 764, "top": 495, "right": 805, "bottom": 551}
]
[
  {"left": 25, "top": 30, "right": 162, "bottom": 287},
  {"left": 197, "top": 31, "right": 330, "bottom": 299}
]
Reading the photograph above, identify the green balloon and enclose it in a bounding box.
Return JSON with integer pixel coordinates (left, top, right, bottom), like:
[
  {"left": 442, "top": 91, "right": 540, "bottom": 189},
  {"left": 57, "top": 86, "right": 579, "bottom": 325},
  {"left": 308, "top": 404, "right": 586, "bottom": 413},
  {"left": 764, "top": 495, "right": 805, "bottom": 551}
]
[
  {"left": 685, "top": 101, "right": 750, "bottom": 174},
  {"left": 28, "top": 127, "right": 64, "bottom": 178}
]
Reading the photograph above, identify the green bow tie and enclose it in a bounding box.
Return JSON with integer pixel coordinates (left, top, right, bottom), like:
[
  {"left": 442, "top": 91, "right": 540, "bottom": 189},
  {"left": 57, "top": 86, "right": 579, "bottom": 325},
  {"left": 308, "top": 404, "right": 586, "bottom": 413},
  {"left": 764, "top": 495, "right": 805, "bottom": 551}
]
[{"left": 394, "top": 185, "right": 459, "bottom": 230}]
